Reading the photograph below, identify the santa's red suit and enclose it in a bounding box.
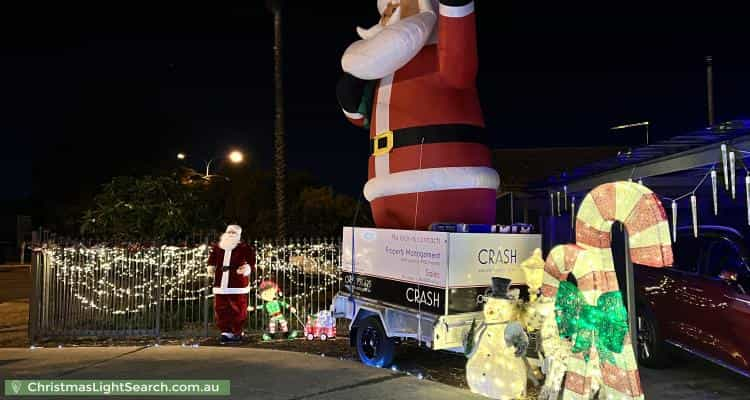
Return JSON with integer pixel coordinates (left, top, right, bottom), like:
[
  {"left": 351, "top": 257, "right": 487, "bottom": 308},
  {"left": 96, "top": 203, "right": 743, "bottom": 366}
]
[
  {"left": 338, "top": 0, "right": 498, "bottom": 230},
  {"left": 208, "top": 235, "right": 255, "bottom": 337}
]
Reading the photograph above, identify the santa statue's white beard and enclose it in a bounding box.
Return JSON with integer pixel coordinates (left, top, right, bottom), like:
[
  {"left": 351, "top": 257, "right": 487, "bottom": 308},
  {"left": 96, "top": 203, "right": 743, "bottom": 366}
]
[
  {"left": 219, "top": 233, "right": 240, "bottom": 251},
  {"left": 342, "top": 6, "right": 437, "bottom": 80}
]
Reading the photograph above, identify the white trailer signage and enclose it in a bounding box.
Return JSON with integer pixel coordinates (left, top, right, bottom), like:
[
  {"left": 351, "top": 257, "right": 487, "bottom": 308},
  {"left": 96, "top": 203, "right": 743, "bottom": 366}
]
[
  {"left": 342, "top": 227, "right": 449, "bottom": 286},
  {"left": 448, "top": 233, "right": 542, "bottom": 287},
  {"left": 340, "top": 227, "right": 542, "bottom": 315}
]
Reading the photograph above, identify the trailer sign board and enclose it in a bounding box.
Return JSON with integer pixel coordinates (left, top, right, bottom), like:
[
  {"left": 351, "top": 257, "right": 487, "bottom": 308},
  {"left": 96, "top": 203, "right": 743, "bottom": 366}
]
[
  {"left": 448, "top": 233, "right": 541, "bottom": 287},
  {"left": 342, "top": 227, "right": 449, "bottom": 314},
  {"left": 342, "top": 227, "right": 449, "bottom": 286},
  {"left": 341, "top": 227, "right": 541, "bottom": 315}
]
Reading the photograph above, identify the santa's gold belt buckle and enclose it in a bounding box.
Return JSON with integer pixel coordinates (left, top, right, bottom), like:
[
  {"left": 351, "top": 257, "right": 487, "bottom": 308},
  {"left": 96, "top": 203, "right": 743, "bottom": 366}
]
[{"left": 372, "top": 130, "right": 394, "bottom": 156}]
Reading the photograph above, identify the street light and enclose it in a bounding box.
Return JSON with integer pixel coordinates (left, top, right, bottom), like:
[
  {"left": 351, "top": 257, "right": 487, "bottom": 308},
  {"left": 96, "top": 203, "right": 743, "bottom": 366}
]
[
  {"left": 228, "top": 150, "right": 244, "bottom": 164},
  {"left": 177, "top": 150, "right": 245, "bottom": 180},
  {"left": 611, "top": 121, "right": 650, "bottom": 145}
]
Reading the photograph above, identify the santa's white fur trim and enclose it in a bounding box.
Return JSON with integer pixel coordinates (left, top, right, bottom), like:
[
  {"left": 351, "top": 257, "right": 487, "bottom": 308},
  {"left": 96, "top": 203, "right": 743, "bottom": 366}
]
[
  {"left": 225, "top": 224, "right": 242, "bottom": 234},
  {"left": 439, "top": 2, "right": 474, "bottom": 18},
  {"left": 213, "top": 287, "right": 251, "bottom": 295},
  {"left": 342, "top": 109, "right": 364, "bottom": 120},
  {"left": 363, "top": 166, "right": 500, "bottom": 201}
]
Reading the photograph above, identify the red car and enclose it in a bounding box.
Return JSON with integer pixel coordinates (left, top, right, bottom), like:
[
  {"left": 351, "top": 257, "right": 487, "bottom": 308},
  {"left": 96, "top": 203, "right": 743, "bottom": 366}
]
[{"left": 635, "top": 225, "right": 750, "bottom": 377}]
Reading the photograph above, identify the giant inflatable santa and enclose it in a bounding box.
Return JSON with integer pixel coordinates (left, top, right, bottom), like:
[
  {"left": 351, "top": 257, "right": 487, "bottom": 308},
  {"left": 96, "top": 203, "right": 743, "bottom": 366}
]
[
  {"left": 338, "top": 0, "right": 498, "bottom": 230},
  {"left": 207, "top": 225, "right": 255, "bottom": 344}
]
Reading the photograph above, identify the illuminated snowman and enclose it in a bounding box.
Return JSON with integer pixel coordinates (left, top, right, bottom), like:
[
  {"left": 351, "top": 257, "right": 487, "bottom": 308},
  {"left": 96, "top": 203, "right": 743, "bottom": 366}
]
[{"left": 466, "top": 277, "right": 528, "bottom": 400}]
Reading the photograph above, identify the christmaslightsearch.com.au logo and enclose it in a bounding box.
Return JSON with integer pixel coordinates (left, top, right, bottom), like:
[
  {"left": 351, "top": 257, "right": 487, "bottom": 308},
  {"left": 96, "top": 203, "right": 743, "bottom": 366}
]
[{"left": 4, "top": 380, "right": 231, "bottom": 396}]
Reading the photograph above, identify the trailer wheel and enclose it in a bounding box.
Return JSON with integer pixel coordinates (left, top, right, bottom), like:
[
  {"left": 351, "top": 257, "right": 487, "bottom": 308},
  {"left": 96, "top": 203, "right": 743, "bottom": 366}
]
[{"left": 356, "top": 316, "right": 395, "bottom": 368}]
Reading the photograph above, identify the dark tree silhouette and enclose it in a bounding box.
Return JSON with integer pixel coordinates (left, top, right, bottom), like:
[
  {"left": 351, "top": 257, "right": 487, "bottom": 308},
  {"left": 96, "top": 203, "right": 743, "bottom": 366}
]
[{"left": 267, "top": 0, "right": 287, "bottom": 239}]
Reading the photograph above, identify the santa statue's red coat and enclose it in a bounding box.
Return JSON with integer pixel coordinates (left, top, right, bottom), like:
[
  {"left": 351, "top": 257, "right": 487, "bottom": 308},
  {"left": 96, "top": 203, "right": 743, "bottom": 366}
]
[{"left": 208, "top": 242, "right": 255, "bottom": 336}]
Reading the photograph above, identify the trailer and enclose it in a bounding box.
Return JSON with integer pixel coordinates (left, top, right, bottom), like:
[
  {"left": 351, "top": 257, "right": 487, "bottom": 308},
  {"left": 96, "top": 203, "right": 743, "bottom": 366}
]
[{"left": 332, "top": 226, "right": 542, "bottom": 367}]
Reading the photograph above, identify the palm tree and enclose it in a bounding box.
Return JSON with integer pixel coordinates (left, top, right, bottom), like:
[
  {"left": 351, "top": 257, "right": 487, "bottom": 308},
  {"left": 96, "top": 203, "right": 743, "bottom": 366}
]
[{"left": 267, "top": 0, "right": 286, "bottom": 239}]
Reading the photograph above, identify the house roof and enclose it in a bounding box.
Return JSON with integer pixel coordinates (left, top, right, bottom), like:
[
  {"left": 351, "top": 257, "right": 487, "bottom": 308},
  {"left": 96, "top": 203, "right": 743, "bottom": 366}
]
[
  {"left": 493, "top": 146, "right": 624, "bottom": 193},
  {"left": 533, "top": 120, "right": 750, "bottom": 194}
]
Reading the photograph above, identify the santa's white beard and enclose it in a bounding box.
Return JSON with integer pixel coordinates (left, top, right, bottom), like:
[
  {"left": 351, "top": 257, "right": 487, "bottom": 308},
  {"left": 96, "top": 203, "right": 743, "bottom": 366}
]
[
  {"left": 342, "top": 9, "right": 436, "bottom": 80},
  {"left": 219, "top": 233, "right": 240, "bottom": 250}
]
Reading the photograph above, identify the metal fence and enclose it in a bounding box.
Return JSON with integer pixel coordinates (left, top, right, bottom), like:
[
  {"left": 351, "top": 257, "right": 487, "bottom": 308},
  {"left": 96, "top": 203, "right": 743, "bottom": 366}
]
[{"left": 28, "top": 239, "right": 342, "bottom": 342}]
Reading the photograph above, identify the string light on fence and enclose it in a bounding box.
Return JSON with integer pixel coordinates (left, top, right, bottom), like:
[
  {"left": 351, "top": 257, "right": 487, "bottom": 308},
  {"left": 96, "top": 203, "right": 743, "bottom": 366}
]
[{"left": 39, "top": 239, "right": 342, "bottom": 331}]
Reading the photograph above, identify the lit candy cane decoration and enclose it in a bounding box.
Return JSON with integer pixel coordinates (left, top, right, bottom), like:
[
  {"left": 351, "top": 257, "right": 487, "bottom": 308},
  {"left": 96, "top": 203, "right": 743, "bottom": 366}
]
[
  {"left": 564, "top": 185, "right": 568, "bottom": 211},
  {"left": 746, "top": 173, "right": 750, "bottom": 226},
  {"left": 721, "top": 144, "right": 729, "bottom": 190},
  {"left": 672, "top": 200, "right": 678, "bottom": 243},
  {"left": 711, "top": 169, "right": 718, "bottom": 215},
  {"left": 730, "top": 151, "right": 736, "bottom": 199},
  {"left": 556, "top": 191, "right": 561, "bottom": 216},
  {"left": 540, "top": 181, "right": 673, "bottom": 400},
  {"left": 691, "top": 194, "right": 698, "bottom": 238}
]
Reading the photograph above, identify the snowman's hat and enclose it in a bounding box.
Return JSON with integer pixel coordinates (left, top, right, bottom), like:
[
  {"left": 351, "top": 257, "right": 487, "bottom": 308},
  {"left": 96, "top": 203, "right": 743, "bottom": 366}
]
[{"left": 489, "top": 277, "right": 512, "bottom": 299}]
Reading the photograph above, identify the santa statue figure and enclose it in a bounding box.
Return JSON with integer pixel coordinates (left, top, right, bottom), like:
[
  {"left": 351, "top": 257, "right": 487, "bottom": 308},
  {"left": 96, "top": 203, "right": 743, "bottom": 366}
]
[
  {"left": 207, "top": 225, "right": 255, "bottom": 344},
  {"left": 338, "top": 0, "right": 499, "bottom": 230}
]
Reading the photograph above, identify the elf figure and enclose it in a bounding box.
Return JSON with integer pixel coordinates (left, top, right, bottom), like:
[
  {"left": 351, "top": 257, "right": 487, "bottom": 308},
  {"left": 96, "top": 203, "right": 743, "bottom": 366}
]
[
  {"left": 466, "top": 277, "right": 529, "bottom": 400},
  {"left": 253, "top": 280, "right": 298, "bottom": 341}
]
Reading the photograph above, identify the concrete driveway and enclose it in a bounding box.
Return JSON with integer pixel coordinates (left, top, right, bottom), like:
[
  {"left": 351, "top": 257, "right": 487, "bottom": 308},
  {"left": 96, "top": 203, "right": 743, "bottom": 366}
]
[{"left": 0, "top": 346, "right": 485, "bottom": 399}]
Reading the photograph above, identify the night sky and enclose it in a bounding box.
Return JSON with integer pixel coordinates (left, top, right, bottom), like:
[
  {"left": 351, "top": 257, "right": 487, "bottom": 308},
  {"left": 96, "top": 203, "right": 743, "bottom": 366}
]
[{"left": 2, "top": 3, "right": 749, "bottom": 202}]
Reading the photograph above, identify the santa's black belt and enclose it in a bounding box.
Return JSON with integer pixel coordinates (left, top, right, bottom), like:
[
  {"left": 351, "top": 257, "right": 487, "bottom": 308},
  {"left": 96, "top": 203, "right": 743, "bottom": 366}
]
[{"left": 371, "top": 124, "right": 486, "bottom": 156}]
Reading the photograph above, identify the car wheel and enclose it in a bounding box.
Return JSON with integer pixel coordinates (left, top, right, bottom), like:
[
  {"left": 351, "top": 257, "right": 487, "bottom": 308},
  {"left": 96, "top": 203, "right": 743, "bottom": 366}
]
[
  {"left": 320, "top": 334, "right": 328, "bottom": 341},
  {"left": 306, "top": 333, "right": 314, "bottom": 341},
  {"left": 636, "top": 304, "right": 670, "bottom": 368},
  {"left": 355, "top": 316, "right": 395, "bottom": 368}
]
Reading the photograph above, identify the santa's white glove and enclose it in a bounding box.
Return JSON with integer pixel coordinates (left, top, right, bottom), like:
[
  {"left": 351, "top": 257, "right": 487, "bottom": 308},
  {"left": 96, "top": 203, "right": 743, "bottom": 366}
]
[
  {"left": 206, "top": 265, "right": 216, "bottom": 275},
  {"left": 504, "top": 321, "right": 529, "bottom": 358},
  {"left": 236, "top": 264, "right": 252, "bottom": 276}
]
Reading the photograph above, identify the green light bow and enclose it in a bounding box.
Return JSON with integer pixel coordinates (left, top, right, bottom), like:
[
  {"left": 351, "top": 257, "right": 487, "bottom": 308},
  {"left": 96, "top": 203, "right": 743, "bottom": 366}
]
[{"left": 554, "top": 281, "right": 628, "bottom": 363}]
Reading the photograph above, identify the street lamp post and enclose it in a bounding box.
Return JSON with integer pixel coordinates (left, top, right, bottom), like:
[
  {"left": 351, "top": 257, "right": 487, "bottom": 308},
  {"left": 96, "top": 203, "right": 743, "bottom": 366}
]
[
  {"left": 611, "top": 121, "right": 650, "bottom": 146},
  {"left": 177, "top": 150, "right": 245, "bottom": 181}
]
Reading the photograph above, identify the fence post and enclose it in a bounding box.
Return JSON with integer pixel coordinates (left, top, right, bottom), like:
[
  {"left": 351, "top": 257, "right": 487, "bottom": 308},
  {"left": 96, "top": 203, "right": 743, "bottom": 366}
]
[
  {"left": 155, "top": 247, "right": 161, "bottom": 342},
  {"left": 28, "top": 250, "right": 41, "bottom": 344},
  {"left": 203, "top": 244, "right": 210, "bottom": 338}
]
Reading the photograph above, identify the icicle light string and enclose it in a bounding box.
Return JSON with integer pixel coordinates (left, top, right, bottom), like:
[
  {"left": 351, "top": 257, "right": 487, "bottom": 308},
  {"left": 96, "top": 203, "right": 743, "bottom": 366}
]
[
  {"left": 560, "top": 145, "right": 750, "bottom": 240},
  {"left": 659, "top": 166, "right": 714, "bottom": 203}
]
